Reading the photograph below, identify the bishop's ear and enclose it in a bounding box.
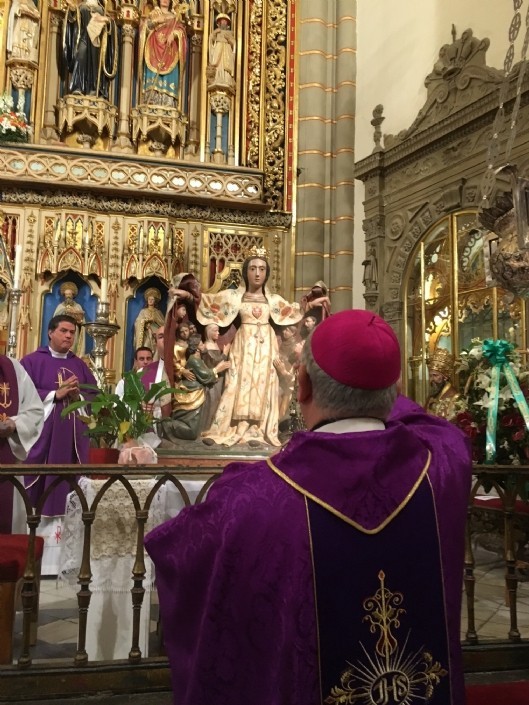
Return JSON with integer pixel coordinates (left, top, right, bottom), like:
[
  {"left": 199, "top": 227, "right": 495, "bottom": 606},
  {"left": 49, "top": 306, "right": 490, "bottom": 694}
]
[{"left": 297, "top": 364, "right": 313, "bottom": 404}]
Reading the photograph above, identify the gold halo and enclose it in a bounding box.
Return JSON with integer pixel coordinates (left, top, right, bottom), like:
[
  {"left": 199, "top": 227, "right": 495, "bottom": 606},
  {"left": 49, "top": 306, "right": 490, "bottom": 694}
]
[
  {"left": 144, "top": 287, "right": 162, "bottom": 303},
  {"left": 59, "top": 281, "right": 78, "bottom": 298}
]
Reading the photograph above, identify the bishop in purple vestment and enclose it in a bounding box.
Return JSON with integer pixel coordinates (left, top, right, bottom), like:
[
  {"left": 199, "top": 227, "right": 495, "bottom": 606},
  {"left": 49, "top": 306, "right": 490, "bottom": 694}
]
[
  {"left": 21, "top": 315, "right": 97, "bottom": 516},
  {"left": 146, "top": 310, "right": 472, "bottom": 705}
]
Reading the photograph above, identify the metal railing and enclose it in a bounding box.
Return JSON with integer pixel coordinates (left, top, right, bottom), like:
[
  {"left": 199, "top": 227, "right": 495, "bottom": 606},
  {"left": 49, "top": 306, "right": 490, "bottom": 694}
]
[{"left": 1, "top": 462, "right": 529, "bottom": 697}]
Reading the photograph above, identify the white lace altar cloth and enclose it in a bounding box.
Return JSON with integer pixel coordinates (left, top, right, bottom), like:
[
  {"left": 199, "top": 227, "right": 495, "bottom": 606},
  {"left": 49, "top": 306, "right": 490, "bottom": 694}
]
[{"left": 58, "top": 476, "right": 207, "bottom": 660}]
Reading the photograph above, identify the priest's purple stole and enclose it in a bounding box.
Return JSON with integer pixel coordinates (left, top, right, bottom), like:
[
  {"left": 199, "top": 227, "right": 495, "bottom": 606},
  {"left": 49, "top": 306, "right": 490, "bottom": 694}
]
[
  {"left": 0, "top": 356, "right": 19, "bottom": 533},
  {"left": 308, "top": 478, "right": 452, "bottom": 705}
]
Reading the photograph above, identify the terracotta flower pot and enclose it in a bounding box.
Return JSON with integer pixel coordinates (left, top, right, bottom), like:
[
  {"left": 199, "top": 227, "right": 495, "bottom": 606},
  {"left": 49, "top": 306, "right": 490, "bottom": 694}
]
[{"left": 88, "top": 447, "right": 120, "bottom": 476}]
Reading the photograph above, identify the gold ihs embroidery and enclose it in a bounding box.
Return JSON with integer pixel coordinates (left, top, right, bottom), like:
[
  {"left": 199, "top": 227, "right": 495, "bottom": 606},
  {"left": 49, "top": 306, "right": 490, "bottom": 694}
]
[{"left": 324, "top": 571, "right": 447, "bottom": 705}]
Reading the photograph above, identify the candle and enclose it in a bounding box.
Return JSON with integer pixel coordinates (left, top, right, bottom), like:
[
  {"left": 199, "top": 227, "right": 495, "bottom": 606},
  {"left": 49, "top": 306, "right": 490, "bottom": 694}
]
[
  {"left": 100, "top": 276, "right": 108, "bottom": 302},
  {"left": 13, "top": 244, "right": 22, "bottom": 289}
]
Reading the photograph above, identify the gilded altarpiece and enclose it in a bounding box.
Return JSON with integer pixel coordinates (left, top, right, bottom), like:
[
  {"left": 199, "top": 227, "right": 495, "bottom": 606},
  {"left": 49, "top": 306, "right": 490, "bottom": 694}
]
[
  {"left": 355, "top": 29, "right": 529, "bottom": 405},
  {"left": 0, "top": 0, "right": 298, "bottom": 377}
]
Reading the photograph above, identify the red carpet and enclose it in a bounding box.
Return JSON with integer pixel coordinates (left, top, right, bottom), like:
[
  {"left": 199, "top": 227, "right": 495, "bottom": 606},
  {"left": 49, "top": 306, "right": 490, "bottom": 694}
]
[{"left": 466, "top": 681, "right": 529, "bottom": 704}]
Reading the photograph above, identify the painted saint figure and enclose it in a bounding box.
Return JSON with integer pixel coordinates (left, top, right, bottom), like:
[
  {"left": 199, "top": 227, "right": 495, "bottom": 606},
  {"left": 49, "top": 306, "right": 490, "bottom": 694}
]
[
  {"left": 183, "top": 253, "right": 302, "bottom": 447},
  {"left": 300, "top": 280, "right": 331, "bottom": 321},
  {"left": 207, "top": 13, "right": 235, "bottom": 90},
  {"left": 53, "top": 281, "right": 86, "bottom": 358},
  {"left": 133, "top": 287, "right": 165, "bottom": 355},
  {"left": 62, "top": 0, "right": 116, "bottom": 99},
  {"left": 200, "top": 323, "right": 229, "bottom": 431},
  {"left": 362, "top": 247, "right": 378, "bottom": 291},
  {"left": 425, "top": 348, "right": 460, "bottom": 421},
  {"left": 162, "top": 335, "right": 230, "bottom": 443},
  {"left": 139, "top": 0, "right": 187, "bottom": 107},
  {"left": 7, "top": 0, "right": 40, "bottom": 63}
]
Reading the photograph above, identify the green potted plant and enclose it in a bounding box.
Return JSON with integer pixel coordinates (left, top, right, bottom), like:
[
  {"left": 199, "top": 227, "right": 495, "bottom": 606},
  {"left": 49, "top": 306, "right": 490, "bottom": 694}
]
[{"left": 62, "top": 369, "right": 176, "bottom": 464}]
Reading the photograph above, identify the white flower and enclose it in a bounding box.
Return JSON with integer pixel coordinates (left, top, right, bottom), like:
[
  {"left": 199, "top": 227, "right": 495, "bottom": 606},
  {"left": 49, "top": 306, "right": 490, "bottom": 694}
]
[
  {"left": 498, "top": 385, "right": 515, "bottom": 403},
  {"left": 476, "top": 372, "right": 492, "bottom": 389},
  {"left": 473, "top": 393, "right": 491, "bottom": 409}
]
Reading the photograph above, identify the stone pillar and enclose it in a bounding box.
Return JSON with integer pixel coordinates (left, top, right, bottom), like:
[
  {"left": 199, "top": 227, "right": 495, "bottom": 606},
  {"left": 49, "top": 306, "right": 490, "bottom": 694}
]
[
  {"left": 113, "top": 8, "right": 139, "bottom": 153},
  {"left": 295, "top": 0, "right": 356, "bottom": 312},
  {"left": 41, "top": 10, "right": 61, "bottom": 142}
]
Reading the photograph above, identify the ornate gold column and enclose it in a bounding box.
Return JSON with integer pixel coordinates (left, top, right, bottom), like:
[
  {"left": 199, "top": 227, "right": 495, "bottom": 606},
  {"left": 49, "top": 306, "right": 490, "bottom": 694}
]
[
  {"left": 113, "top": 2, "right": 139, "bottom": 153},
  {"left": 295, "top": 0, "right": 356, "bottom": 311},
  {"left": 41, "top": 3, "right": 61, "bottom": 143}
]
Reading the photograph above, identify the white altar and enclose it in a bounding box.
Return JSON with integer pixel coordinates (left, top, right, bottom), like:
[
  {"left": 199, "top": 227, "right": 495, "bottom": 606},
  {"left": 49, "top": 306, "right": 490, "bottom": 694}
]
[{"left": 59, "top": 475, "right": 208, "bottom": 661}]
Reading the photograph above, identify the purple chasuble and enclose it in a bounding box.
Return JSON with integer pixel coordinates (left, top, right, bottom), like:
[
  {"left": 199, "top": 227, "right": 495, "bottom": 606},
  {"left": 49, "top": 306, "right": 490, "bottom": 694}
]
[
  {"left": 306, "top": 481, "right": 451, "bottom": 703},
  {"left": 145, "top": 396, "right": 471, "bottom": 705},
  {"left": 0, "top": 356, "right": 19, "bottom": 533},
  {"left": 20, "top": 347, "right": 97, "bottom": 516},
  {"left": 140, "top": 361, "right": 160, "bottom": 390}
]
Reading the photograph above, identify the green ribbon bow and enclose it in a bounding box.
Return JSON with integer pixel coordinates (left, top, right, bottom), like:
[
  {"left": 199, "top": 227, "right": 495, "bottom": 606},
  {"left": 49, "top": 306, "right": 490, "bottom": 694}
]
[{"left": 481, "top": 338, "right": 529, "bottom": 463}]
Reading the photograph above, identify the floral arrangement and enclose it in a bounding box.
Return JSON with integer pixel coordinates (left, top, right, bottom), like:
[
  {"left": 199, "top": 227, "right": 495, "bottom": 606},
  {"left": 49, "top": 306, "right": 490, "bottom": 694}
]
[
  {"left": 0, "top": 93, "right": 31, "bottom": 144},
  {"left": 61, "top": 370, "right": 176, "bottom": 448},
  {"left": 454, "top": 339, "right": 529, "bottom": 465}
]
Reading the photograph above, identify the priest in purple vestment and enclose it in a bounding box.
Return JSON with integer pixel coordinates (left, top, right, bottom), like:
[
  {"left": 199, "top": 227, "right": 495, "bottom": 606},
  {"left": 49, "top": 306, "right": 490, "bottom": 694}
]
[
  {"left": 145, "top": 310, "right": 472, "bottom": 705},
  {"left": 0, "top": 355, "right": 44, "bottom": 533},
  {"left": 20, "top": 314, "right": 97, "bottom": 517}
]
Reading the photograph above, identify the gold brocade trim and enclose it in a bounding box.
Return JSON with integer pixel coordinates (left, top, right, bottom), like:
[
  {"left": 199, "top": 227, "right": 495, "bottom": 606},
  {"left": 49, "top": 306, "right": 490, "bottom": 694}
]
[
  {"left": 305, "top": 496, "right": 323, "bottom": 704},
  {"left": 426, "top": 474, "right": 455, "bottom": 704},
  {"left": 266, "top": 450, "right": 431, "bottom": 534}
]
